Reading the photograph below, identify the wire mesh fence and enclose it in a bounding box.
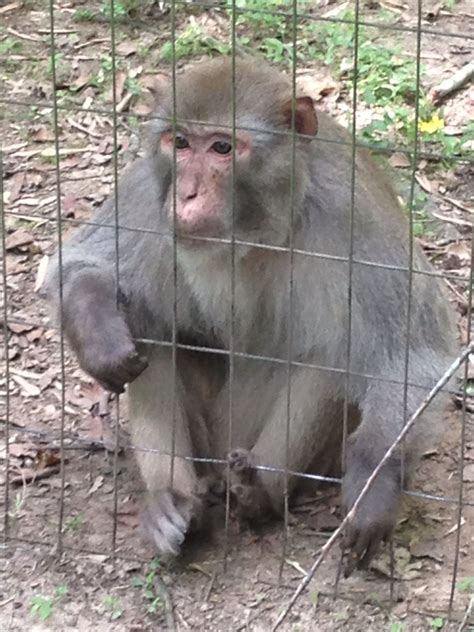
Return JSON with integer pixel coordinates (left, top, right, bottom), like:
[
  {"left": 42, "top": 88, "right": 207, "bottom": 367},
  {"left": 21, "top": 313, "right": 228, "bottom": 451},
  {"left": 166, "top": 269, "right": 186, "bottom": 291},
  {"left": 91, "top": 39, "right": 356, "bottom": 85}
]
[{"left": 1, "top": 1, "right": 473, "bottom": 629}]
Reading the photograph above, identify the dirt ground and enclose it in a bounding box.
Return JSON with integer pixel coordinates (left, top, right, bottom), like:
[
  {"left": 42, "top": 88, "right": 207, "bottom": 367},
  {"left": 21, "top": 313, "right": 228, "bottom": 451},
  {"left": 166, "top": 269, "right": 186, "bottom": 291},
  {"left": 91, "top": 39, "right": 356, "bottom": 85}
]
[{"left": 1, "top": 1, "right": 473, "bottom": 630}]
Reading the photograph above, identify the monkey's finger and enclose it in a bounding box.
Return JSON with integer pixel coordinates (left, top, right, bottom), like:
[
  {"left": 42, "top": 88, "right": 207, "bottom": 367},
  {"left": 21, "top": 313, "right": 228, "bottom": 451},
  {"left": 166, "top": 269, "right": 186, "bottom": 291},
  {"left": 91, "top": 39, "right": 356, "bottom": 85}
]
[
  {"left": 141, "top": 499, "right": 186, "bottom": 556},
  {"left": 342, "top": 527, "right": 371, "bottom": 577},
  {"left": 343, "top": 547, "right": 361, "bottom": 578},
  {"left": 357, "top": 532, "right": 384, "bottom": 570}
]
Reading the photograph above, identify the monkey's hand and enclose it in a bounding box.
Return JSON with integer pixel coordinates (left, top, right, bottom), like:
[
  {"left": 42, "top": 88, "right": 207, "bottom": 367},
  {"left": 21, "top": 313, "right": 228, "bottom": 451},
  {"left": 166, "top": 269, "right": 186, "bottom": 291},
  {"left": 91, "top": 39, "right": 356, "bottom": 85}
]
[
  {"left": 141, "top": 489, "right": 203, "bottom": 556},
  {"left": 63, "top": 273, "right": 148, "bottom": 393},
  {"left": 341, "top": 447, "right": 401, "bottom": 577}
]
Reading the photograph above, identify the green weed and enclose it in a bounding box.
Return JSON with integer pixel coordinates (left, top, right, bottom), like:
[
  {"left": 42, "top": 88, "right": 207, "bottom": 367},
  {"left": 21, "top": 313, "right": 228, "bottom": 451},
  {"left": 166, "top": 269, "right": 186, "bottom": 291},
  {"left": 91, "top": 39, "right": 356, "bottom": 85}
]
[
  {"left": 31, "top": 585, "right": 68, "bottom": 622},
  {"left": 131, "top": 558, "right": 164, "bottom": 617},
  {"left": 103, "top": 594, "right": 124, "bottom": 621}
]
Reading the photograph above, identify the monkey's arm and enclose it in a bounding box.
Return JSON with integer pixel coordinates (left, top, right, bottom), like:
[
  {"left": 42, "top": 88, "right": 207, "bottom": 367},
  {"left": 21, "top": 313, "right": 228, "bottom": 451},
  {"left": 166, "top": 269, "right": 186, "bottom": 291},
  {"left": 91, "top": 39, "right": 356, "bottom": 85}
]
[
  {"left": 340, "top": 372, "right": 449, "bottom": 575},
  {"left": 46, "top": 236, "right": 148, "bottom": 392},
  {"left": 45, "top": 159, "right": 166, "bottom": 391},
  {"left": 54, "top": 267, "right": 147, "bottom": 393}
]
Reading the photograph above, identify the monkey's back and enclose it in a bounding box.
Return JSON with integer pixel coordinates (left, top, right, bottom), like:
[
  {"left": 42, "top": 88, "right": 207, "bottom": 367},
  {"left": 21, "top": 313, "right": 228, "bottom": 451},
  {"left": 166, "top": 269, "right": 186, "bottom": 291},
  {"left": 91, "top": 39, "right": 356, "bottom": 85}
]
[{"left": 292, "top": 111, "right": 458, "bottom": 382}]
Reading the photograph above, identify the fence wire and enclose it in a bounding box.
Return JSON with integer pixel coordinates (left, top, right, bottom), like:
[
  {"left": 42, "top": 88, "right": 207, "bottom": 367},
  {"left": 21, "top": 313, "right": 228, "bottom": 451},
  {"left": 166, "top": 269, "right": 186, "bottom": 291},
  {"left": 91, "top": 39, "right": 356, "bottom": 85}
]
[{"left": 1, "top": 0, "right": 473, "bottom": 629}]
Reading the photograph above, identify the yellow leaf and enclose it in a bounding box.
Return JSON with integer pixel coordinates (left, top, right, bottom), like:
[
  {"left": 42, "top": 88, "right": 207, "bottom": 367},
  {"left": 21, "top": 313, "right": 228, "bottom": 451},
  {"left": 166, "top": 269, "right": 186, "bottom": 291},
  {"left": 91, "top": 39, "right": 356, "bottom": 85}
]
[{"left": 419, "top": 114, "right": 445, "bottom": 134}]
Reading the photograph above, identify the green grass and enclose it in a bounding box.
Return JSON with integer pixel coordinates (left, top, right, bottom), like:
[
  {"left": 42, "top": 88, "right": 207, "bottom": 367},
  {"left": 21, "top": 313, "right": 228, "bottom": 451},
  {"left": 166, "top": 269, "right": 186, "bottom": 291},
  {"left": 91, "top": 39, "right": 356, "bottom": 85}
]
[
  {"left": 131, "top": 558, "right": 164, "bottom": 617},
  {"left": 70, "top": 1, "right": 473, "bottom": 166}
]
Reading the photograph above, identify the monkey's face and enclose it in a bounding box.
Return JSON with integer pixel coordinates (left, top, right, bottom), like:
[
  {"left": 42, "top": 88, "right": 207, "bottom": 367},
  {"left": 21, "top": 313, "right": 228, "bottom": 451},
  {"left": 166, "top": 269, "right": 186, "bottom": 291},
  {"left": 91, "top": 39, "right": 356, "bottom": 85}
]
[{"left": 160, "top": 128, "right": 252, "bottom": 241}]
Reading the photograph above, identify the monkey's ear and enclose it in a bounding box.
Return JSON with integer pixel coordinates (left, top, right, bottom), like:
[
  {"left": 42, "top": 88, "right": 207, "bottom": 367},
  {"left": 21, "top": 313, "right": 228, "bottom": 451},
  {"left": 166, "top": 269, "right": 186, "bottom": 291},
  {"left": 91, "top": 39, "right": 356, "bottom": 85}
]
[
  {"left": 282, "top": 96, "right": 318, "bottom": 138},
  {"left": 145, "top": 73, "right": 171, "bottom": 102}
]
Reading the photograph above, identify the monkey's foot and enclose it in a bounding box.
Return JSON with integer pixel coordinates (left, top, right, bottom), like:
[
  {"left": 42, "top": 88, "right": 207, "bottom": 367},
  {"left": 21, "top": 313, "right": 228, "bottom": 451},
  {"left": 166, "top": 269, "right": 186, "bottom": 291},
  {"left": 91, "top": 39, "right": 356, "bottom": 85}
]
[
  {"left": 230, "top": 482, "right": 274, "bottom": 523},
  {"left": 227, "top": 449, "right": 274, "bottom": 523},
  {"left": 141, "top": 489, "right": 203, "bottom": 556},
  {"left": 227, "top": 448, "right": 257, "bottom": 486}
]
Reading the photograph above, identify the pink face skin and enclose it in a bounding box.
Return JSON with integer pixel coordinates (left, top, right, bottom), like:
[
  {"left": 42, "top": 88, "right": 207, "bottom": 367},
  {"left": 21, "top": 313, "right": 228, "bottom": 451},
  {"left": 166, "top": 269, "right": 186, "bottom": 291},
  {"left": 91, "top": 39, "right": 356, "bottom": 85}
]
[{"left": 160, "top": 130, "right": 251, "bottom": 236}]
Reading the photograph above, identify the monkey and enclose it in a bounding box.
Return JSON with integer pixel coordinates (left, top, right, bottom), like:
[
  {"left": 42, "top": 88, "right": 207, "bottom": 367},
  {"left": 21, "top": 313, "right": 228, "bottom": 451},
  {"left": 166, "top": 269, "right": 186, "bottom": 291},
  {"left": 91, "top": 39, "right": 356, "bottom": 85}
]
[{"left": 45, "top": 56, "right": 458, "bottom": 575}]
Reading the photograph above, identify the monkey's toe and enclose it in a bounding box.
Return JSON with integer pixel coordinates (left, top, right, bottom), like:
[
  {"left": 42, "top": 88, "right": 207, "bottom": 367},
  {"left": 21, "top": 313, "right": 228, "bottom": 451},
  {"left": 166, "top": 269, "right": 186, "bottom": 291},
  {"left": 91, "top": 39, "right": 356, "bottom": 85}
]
[
  {"left": 141, "top": 489, "right": 202, "bottom": 556},
  {"left": 342, "top": 521, "right": 391, "bottom": 577},
  {"left": 194, "top": 474, "right": 226, "bottom": 506}
]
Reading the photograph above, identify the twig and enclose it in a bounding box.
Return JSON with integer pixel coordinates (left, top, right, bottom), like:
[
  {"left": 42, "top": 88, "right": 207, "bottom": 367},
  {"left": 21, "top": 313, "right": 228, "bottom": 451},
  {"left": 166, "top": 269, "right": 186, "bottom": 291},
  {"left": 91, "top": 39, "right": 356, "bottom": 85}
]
[
  {"left": 205, "top": 568, "right": 218, "bottom": 601},
  {"left": 0, "top": 595, "right": 15, "bottom": 608},
  {"left": 10, "top": 465, "right": 60, "bottom": 487},
  {"left": 67, "top": 117, "right": 103, "bottom": 139},
  {"left": 7, "top": 27, "right": 42, "bottom": 42},
  {"left": 431, "top": 61, "right": 474, "bottom": 104},
  {"left": 175, "top": 610, "right": 191, "bottom": 630},
  {"left": 445, "top": 279, "right": 468, "bottom": 312},
  {"left": 73, "top": 38, "right": 110, "bottom": 51},
  {"left": 272, "top": 343, "right": 474, "bottom": 631},
  {"left": 432, "top": 212, "right": 472, "bottom": 229},
  {"left": 116, "top": 93, "right": 134, "bottom": 113},
  {"left": 457, "top": 594, "right": 474, "bottom": 631},
  {"left": 443, "top": 197, "right": 474, "bottom": 215},
  {"left": 153, "top": 575, "right": 176, "bottom": 631},
  {"left": 0, "top": 2, "right": 21, "bottom": 15},
  {"left": 37, "top": 29, "right": 77, "bottom": 35}
]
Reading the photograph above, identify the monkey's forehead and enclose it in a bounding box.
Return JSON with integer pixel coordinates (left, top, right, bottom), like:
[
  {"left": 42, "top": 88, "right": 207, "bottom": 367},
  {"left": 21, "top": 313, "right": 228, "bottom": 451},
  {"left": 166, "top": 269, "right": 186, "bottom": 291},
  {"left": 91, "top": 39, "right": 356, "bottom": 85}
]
[{"left": 161, "top": 56, "right": 292, "bottom": 131}]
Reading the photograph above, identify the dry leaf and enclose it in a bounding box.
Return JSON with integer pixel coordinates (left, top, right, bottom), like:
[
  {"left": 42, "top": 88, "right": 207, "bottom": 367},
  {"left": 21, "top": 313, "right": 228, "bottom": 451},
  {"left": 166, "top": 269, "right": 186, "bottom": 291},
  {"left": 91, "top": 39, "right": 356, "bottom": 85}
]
[
  {"left": 7, "top": 171, "right": 26, "bottom": 204},
  {"left": 117, "top": 41, "right": 138, "bottom": 56},
  {"left": 73, "top": 62, "right": 93, "bottom": 90},
  {"left": 35, "top": 255, "right": 49, "bottom": 292},
  {"left": 296, "top": 75, "right": 339, "bottom": 102},
  {"left": 389, "top": 152, "right": 411, "bottom": 168},
  {"left": 5, "top": 229, "right": 34, "bottom": 250},
  {"left": 107, "top": 71, "right": 127, "bottom": 103},
  {"left": 410, "top": 539, "right": 444, "bottom": 562},
  {"left": 8, "top": 321, "right": 34, "bottom": 334},
  {"left": 463, "top": 464, "right": 474, "bottom": 482},
  {"left": 36, "top": 449, "right": 61, "bottom": 469},
  {"left": 11, "top": 374, "right": 41, "bottom": 397},
  {"left": 415, "top": 173, "right": 433, "bottom": 193},
  {"left": 31, "top": 126, "right": 56, "bottom": 143},
  {"left": 88, "top": 475, "right": 104, "bottom": 495}
]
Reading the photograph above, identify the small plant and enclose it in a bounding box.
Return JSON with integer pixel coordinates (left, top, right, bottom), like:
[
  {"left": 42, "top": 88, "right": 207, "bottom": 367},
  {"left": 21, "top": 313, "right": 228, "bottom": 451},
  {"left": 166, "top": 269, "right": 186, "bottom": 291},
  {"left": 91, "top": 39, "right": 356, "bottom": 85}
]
[
  {"left": 73, "top": 7, "right": 97, "bottom": 21},
  {"left": 63, "top": 513, "right": 83, "bottom": 532},
  {"left": 0, "top": 36, "right": 23, "bottom": 55},
  {"left": 457, "top": 576, "right": 474, "bottom": 592},
  {"left": 160, "top": 25, "right": 232, "bottom": 62},
  {"left": 31, "top": 596, "right": 54, "bottom": 621},
  {"left": 100, "top": 54, "right": 115, "bottom": 74},
  {"left": 231, "top": 0, "right": 289, "bottom": 32},
  {"left": 260, "top": 37, "right": 293, "bottom": 64},
  {"left": 125, "top": 77, "right": 142, "bottom": 97},
  {"left": 431, "top": 617, "right": 444, "bottom": 629},
  {"left": 103, "top": 594, "right": 124, "bottom": 621},
  {"left": 390, "top": 622, "right": 405, "bottom": 632},
  {"left": 31, "top": 585, "right": 68, "bottom": 622},
  {"left": 131, "top": 558, "right": 163, "bottom": 616},
  {"left": 47, "top": 52, "right": 65, "bottom": 74}
]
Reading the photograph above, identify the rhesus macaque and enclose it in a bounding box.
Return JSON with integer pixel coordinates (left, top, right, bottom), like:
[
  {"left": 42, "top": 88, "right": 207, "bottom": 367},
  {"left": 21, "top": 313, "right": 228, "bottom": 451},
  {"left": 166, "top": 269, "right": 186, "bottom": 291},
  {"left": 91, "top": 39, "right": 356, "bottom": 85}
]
[{"left": 46, "top": 56, "right": 458, "bottom": 575}]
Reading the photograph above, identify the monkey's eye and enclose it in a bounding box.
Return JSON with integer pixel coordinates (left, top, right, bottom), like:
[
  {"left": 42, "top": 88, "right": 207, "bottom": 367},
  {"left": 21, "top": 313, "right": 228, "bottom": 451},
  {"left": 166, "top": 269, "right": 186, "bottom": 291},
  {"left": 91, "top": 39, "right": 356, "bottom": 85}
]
[
  {"left": 211, "top": 140, "right": 232, "bottom": 155},
  {"left": 174, "top": 134, "right": 190, "bottom": 150}
]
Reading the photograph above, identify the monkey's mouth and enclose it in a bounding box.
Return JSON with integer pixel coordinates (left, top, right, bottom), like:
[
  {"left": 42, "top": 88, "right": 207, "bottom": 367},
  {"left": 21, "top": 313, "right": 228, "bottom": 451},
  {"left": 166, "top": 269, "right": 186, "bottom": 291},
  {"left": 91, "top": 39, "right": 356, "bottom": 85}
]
[{"left": 174, "top": 218, "right": 228, "bottom": 245}]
